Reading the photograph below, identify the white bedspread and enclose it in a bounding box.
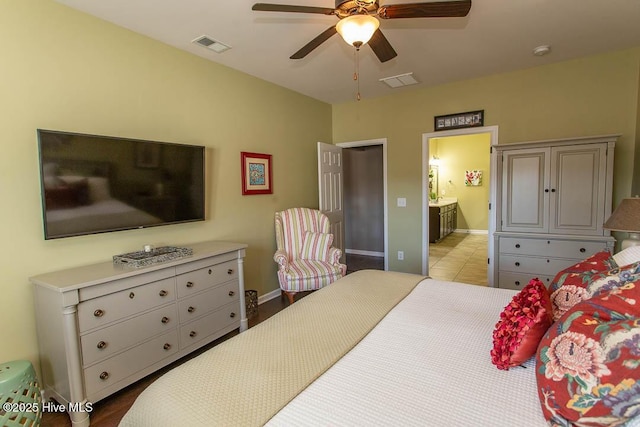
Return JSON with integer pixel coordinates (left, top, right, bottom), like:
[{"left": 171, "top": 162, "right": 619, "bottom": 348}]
[{"left": 268, "top": 278, "right": 546, "bottom": 426}]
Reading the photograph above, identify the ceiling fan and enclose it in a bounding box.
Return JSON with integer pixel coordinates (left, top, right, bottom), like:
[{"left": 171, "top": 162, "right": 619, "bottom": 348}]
[{"left": 252, "top": 0, "right": 472, "bottom": 62}]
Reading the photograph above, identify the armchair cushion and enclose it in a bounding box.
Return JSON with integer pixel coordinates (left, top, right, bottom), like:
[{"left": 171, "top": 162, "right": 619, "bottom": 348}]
[
  {"left": 278, "top": 259, "right": 345, "bottom": 292},
  {"left": 299, "top": 231, "right": 333, "bottom": 262}
]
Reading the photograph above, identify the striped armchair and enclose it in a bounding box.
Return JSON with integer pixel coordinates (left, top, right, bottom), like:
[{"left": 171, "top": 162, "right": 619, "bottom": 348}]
[{"left": 274, "top": 208, "right": 347, "bottom": 304}]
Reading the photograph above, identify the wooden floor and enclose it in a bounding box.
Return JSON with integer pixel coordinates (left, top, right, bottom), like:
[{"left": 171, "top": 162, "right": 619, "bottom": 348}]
[{"left": 41, "top": 295, "right": 295, "bottom": 427}]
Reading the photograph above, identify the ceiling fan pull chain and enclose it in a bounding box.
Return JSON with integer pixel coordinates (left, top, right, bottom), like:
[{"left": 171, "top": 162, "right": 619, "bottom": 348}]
[{"left": 354, "top": 48, "right": 361, "bottom": 101}]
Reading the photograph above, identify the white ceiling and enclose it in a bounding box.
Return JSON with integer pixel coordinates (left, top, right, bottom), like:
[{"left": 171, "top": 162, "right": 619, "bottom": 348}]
[{"left": 54, "top": 0, "right": 640, "bottom": 104}]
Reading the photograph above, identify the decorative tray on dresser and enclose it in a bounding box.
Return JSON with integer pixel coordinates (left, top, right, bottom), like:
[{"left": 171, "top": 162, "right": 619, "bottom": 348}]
[{"left": 30, "top": 240, "right": 247, "bottom": 427}]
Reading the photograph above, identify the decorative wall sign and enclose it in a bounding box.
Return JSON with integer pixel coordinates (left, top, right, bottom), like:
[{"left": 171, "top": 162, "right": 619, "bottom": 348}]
[
  {"left": 241, "top": 151, "right": 273, "bottom": 195},
  {"left": 434, "top": 110, "right": 484, "bottom": 131},
  {"left": 465, "top": 170, "right": 483, "bottom": 186}
]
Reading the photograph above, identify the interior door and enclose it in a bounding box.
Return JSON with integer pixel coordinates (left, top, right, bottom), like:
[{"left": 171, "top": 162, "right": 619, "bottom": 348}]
[{"left": 318, "top": 142, "right": 345, "bottom": 261}]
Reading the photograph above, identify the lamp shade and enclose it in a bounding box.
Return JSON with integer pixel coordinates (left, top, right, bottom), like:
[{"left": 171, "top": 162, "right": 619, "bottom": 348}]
[
  {"left": 336, "top": 15, "right": 379, "bottom": 47},
  {"left": 603, "top": 198, "right": 640, "bottom": 232}
]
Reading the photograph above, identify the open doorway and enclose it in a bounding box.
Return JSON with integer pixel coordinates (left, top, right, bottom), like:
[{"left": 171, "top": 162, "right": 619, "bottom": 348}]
[
  {"left": 337, "top": 138, "right": 388, "bottom": 272},
  {"left": 421, "top": 126, "right": 499, "bottom": 284}
]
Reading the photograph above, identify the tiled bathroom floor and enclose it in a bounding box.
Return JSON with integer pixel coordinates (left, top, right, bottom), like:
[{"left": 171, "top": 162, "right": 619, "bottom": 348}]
[{"left": 429, "top": 233, "right": 489, "bottom": 286}]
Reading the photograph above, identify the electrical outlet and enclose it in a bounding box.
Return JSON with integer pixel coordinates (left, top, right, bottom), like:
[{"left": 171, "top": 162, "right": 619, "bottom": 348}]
[
  {"left": 397, "top": 198, "right": 407, "bottom": 207},
  {"left": 397, "top": 251, "right": 404, "bottom": 260}
]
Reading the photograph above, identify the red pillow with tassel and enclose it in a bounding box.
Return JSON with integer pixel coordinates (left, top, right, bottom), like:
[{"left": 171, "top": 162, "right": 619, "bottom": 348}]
[{"left": 491, "top": 278, "right": 553, "bottom": 370}]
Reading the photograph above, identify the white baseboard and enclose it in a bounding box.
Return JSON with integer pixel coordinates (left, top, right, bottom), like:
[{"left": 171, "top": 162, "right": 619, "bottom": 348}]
[
  {"left": 345, "top": 249, "right": 385, "bottom": 258},
  {"left": 453, "top": 229, "right": 488, "bottom": 235},
  {"left": 258, "top": 288, "right": 281, "bottom": 305}
]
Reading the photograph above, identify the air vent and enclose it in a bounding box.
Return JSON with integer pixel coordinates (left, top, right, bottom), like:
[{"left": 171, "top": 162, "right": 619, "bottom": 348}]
[
  {"left": 379, "top": 72, "right": 419, "bottom": 88},
  {"left": 192, "top": 36, "right": 231, "bottom": 54}
]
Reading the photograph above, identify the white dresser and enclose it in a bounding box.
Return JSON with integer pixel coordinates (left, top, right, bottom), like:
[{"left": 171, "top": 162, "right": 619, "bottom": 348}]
[
  {"left": 30, "top": 240, "right": 247, "bottom": 427},
  {"left": 493, "top": 135, "right": 617, "bottom": 290}
]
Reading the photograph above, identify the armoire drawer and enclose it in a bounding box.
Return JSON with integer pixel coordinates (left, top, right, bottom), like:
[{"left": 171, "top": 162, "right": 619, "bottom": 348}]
[
  {"left": 80, "top": 304, "right": 177, "bottom": 366},
  {"left": 77, "top": 277, "right": 176, "bottom": 332},
  {"left": 498, "top": 254, "right": 577, "bottom": 276},
  {"left": 84, "top": 329, "right": 179, "bottom": 398},
  {"left": 499, "top": 237, "right": 608, "bottom": 259},
  {"left": 498, "top": 272, "right": 554, "bottom": 290},
  {"left": 178, "top": 280, "right": 240, "bottom": 322},
  {"left": 179, "top": 302, "right": 240, "bottom": 349},
  {"left": 176, "top": 260, "right": 238, "bottom": 298}
]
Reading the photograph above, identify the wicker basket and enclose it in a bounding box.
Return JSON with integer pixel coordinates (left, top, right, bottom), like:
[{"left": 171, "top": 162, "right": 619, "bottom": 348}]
[
  {"left": 245, "top": 290, "right": 258, "bottom": 319},
  {"left": 0, "top": 360, "right": 42, "bottom": 427}
]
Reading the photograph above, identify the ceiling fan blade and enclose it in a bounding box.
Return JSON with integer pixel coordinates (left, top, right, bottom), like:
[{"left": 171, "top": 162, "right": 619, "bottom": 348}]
[
  {"left": 378, "top": 0, "right": 471, "bottom": 19},
  {"left": 290, "top": 26, "right": 338, "bottom": 59},
  {"left": 368, "top": 29, "right": 397, "bottom": 63},
  {"left": 252, "top": 3, "right": 336, "bottom": 15}
]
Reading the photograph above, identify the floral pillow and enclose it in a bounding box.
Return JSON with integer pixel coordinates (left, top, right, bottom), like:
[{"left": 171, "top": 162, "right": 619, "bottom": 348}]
[
  {"left": 549, "top": 250, "right": 617, "bottom": 293},
  {"left": 491, "top": 278, "right": 553, "bottom": 370},
  {"left": 535, "top": 279, "right": 640, "bottom": 426},
  {"left": 550, "top": 261, "right": 640, "bottom": 321}
]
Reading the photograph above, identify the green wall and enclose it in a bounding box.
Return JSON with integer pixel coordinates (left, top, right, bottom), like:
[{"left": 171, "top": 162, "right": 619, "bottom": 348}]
[
  {"left": 0, "top": 0, "right": 330, "bottom": 366},
  {"left": 333, "top": 48, "right": 640, "bottom": 273}
]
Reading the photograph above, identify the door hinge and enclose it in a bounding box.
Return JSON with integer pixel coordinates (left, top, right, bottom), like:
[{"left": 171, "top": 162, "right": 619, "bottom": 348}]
[
  {"left": 487, "top": 257, "right": 490, "bottom": 265},
  {"left": 488, "top": 202, "right": 492, "bottom": 210}
]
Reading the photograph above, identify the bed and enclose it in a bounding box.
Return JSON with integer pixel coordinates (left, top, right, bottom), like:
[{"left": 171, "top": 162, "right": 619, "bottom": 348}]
[{"left": 119, "top": 270, "right": 560, "bottom": 426}]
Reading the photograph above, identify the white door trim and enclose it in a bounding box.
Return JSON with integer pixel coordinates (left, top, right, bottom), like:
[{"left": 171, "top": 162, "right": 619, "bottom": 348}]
[
  {"left": 421, "top": 126, "right": 499, "bottom": 284},
  {"left": 337, "top": 138, "right": 389, "bottom": 271}
]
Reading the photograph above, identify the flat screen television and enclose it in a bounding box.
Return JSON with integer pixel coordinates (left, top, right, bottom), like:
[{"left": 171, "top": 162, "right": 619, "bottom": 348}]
[{"left": 37, "top": 129, "right": 205, "bottom": 239}]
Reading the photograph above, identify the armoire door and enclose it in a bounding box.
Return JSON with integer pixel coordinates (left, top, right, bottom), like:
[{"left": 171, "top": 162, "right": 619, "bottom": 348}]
[
  {"left": 501, "top": 147, "right": 550, "bottom": 233},
  {"left": 548, "top": 144, "right": 607, "bottom": 235}
]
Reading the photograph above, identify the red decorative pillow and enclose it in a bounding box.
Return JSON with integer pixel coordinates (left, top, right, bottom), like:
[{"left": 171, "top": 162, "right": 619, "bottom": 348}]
[
  {"left": 536, "top": 279, "right": 640, "bottom": 426},
  {"left": 491, "top": 278, "right": 553, "bottom": 370},
  {"left": 549, "top": 250, "right": 617, "bottom": 292},
  {"left": 550, "top": 261, "right": 640, "bottom": 321}
]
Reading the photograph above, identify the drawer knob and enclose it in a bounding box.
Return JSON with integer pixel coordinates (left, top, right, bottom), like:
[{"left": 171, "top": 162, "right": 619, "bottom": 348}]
[
  {"left": 163, "top": 343, "right": 172, "bottom": 350},
  {"left": 94, "top": 309, "right": 105, "bottom": 318},
  {"left": 227, "top": 269, "right": 234, "bottom": 275},
  {"left": 515, "top": 244, "right": 520, "bottom": 249},
  {"left": 230, "top": 312, "right": 236, "bottom": 318},
  {"left": 208, "top": 269, "right": 212, "bottom": 274},
  {"left": 159, "top": 290, "right": 168, "bottom": 297},
  {"left": 97, "top": 341, "right": 107, "bottom": 350},
  {"left": 189, "top": 331, "right": 197, "bottom": 338},
  {"left": 580, "top": 248, "right": 586, "bottom": 253},
  {"left": 515, "top": 262, "right": 520, "bottom": 267},
  {"left": 515, "top": 281, "right": 521, "bottom": 286},
  {"left": 186, "top": 281, "right": 194, "bottom": 288},
  {"left": 188, "top": 306, "right": 196, "bottom": 313},
  {"left": 129, "top": 292, "right": 135, "bottom": 299},
  {"left": 228, "top": 290, "right": 235, "bottom": 297},
  {"left": 161, "top": 316, "right": 170, "bottom": 324},
  {"left": 99, "top": 371, "right": 109, "bottom": 381}
]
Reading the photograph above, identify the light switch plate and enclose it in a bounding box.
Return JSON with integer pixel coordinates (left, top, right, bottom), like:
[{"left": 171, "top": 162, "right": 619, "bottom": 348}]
[{"left": 397, "top": 198, "right": 406, "bottom": 207}]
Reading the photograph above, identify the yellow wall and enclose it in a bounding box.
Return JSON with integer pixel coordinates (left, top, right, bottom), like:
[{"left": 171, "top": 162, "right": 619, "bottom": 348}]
[
  {"left": 0, "top": 0, "right": 331, "bottom": 366},
  {"left": 333, "top": 48, "right": 640, "bottom": 273},
  {"left": 431, "top": 134, "right": 491, "bottom": 231}
]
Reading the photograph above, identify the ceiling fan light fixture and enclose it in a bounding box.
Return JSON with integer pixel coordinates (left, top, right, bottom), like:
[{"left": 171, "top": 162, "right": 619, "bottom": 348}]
[{"left": 336, "top": 14, "right": 380, "bottom": 47}]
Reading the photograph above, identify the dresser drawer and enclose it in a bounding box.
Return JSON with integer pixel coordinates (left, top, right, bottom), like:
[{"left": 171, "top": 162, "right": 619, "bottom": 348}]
[
  {"left": 77, "top": 277, "right": 176, "bottom": 332},
  {"left": 179, "top": 302, "right": 240, "bottom": 349},
  {"left": 84, "top": 329, "right": 179, "bottom": 398},
  {"left": 499, "top": 237, "right": 608, "bottom": 258},
  {"left": 176, "top": 260, "right": 238, "bottom": 298},
  {"left": 499, "top": 254, "right": 577, "bottom": 276},
  {"left": 498, "top": 272, "right": 554, "bottom": 290},
  {"left": 80, "top": 304, "right": 177, "bottom": 366},
  {"left": 178, "top": 280, "right": 240, "bottom": 322}
]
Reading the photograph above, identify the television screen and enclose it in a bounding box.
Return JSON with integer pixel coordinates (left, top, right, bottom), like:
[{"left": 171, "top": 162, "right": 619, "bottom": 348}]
[{"left": 37, "top": 129, "right": 205, "bottom": 239}]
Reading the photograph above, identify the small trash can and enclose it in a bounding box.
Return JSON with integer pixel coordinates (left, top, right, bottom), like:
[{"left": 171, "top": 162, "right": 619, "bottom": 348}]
[
  {"left": 0, "top": 360, "right": 42, "bottom": 427},
  {"left": 245, "top": 290, "right": 258, "bottom": 319}
]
